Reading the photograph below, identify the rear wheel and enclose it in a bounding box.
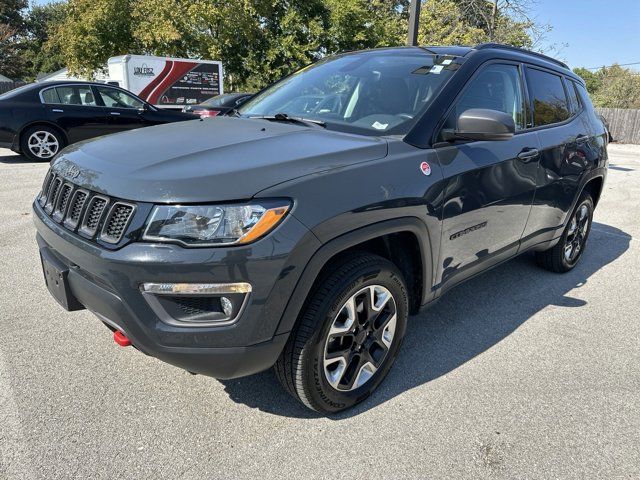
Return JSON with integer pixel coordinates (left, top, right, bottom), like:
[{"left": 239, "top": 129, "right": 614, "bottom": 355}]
[
  {"left": 536, "top": 193, "right": 594, "bottom": 273},
  {"left": 275, "top": 253, "right": 408, "bottom": 413},
  {"left": 20, "top": 125, "right": 64, "bottom": 162}
]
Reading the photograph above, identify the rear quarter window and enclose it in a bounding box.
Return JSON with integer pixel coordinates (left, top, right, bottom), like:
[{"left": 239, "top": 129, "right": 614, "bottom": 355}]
[
  {"left": 41, "top": 88, "right": 60, "bottom": 104},
  {"left": 526, "top": 68, "right": 570, "bottom": 126}
]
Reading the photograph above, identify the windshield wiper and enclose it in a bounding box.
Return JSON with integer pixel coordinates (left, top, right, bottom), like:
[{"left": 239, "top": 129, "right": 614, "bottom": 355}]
[{"left": 249, "top": 112, "right": 326, "bottom": 128}]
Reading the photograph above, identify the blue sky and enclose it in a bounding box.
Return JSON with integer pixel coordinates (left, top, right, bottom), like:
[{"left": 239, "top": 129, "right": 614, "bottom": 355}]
[{"left": 33, "top": 0, "right": 640, "bottom": 70}]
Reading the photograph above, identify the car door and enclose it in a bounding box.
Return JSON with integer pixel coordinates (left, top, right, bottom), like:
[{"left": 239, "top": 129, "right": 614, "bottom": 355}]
[
  {"left": 93, "top": 85, "right": 146, "bottom": 134},
  {"left": 519, "top": 68, "right": 592, "bottom": 250},
  {"left": 434, "top": 62, "right": 540, "bottom": 290},
  {"left": 42, "top": 85, "right": 108, "bottom": 143}
]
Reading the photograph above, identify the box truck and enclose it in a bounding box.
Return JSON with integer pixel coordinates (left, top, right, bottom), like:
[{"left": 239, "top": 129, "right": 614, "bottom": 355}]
[{"left": 107, "top": 55, "right": 224, "bottom": 109}]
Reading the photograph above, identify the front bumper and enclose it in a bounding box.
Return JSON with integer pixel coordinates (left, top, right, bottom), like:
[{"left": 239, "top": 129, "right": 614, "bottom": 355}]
[{"left": 33, "top": 202, "right": 320, "bottom": 379}]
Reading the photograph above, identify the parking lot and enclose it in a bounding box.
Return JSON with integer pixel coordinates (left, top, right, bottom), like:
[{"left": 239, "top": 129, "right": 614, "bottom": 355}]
[{"left": 0, "top": 144, "right": 638, "bottom": 479}]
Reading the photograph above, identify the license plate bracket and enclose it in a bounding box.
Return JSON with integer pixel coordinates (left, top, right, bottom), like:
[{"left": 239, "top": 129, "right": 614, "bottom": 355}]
[{"left": 40, "top": 249, "right": 84, "bottom": 311}]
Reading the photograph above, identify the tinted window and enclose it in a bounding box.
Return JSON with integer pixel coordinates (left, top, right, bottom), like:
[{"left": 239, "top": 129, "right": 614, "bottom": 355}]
[
  {"left": 96, "top": 86, "right": 144, "bottom": 109},
  {"left": 574, "top": 82, "right": 594, "bottom": 109},
  {"left": 444, "top": 64, "right": 526, "bottom": 134},
  {"left": 527, "top": 69, "right": 570, "bottom": 126},
  {"left": 55, "top": 86, "right": 97, "bottom": 106},
  {"left": 566, "top": 80, "right": 581, "bottom": 114},
  {"left": 41, "top": 88, "right": 60, "bottom": 104}
]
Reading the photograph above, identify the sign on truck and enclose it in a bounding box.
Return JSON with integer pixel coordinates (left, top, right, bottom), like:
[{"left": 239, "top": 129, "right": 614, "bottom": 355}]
[{"left": 107, "top": 55, "right": 224, "bottom": 109}]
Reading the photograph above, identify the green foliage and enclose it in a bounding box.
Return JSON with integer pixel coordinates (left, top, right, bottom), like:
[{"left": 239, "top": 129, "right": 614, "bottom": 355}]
[
  {"left": 573, "top": 65, "right": 640, "bottom": 109},
  {"left": 3, "top": 0, "right": 546, "bottom": 89}
]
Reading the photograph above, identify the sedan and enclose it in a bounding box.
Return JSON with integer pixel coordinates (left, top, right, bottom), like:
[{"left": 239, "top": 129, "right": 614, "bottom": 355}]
[
  {"left": 182, "top": 92, "right": 253, "bottom": 118},
  {"left": 0, "top": 81, "right": 197, "bottom": 161}
]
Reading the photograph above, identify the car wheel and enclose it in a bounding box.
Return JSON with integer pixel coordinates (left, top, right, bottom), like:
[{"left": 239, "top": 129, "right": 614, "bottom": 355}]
[
  {"left": 536, "top": 193, "right": 594, "bottom": 273},
  {"left": 275, "top": 252, "right": 408, "bottom": 413},
  {"left": 20, "top": 126, "right": 64, "bottom": 162}
]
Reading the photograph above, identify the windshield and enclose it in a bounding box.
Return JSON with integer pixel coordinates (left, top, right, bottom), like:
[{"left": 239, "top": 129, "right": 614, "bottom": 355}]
[
  {"left": 239, "top": 50, "right": 458, "bottom": 136},
  {"left": 202, "top": 93, "right": 245, "bottom": 107}
]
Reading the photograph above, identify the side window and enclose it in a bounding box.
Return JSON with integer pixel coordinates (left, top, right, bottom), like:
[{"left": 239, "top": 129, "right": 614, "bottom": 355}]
[
  {"left": 526, "top": 68, "right": 570, "bottom": 126},
  {"left": 41, "top": 88, "right": 60, "bottom": 104},
  {"left": 96, "top": 86, "right": 144, "bottom": 109},
  {"left": 444, "top": 64, "right": 526, "bottom": 135},
  {"left": 54, "top": 86, "right": 97, "bottom": 106},
  {"left": 566, "top": 79, "right": 581, "bottom": 115},
  {"left": 574, "top": 82, "right": 594, "bottom": 110}
]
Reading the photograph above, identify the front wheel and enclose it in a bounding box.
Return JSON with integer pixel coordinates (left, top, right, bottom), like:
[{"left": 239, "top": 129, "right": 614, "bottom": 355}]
[
  {"left": 275, "top": 253, "right": 408, "bottom": 413},
  {"left": 536, "top": 193, "right": 594, "bottom": 273}
]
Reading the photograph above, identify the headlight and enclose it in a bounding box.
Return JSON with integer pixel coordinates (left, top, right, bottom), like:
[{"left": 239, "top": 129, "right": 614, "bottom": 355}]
[{"left": 142, "top": 201, "right": 290, "bottom": 247}]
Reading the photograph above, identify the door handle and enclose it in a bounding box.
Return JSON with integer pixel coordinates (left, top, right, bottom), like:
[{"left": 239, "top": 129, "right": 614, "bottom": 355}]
[
  {"left": 52, "top": 109, "right": 64, "bottom": 113},
  {"left": 110, "top": 112, "right": 121, "bottom": 116},
  {"left": 517, "top": 148, "right": 539, "bottom": 162}
]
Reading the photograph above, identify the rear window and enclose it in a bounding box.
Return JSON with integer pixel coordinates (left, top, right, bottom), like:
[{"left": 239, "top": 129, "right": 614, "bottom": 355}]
[
  {"left": 566, "top": 80, "right": 581, "bottom": 115},
  {"left": 526, "top": 68, "right": 570, "bottom": 126}
]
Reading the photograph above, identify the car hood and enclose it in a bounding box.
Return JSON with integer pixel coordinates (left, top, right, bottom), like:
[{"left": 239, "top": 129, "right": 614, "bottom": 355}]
[{"left": 51, "top": 117, "right": 388, "bottom": 203}]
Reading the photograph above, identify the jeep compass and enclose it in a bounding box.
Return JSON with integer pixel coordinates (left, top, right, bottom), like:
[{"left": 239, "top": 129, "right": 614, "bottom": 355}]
[{"left": 33, "top": 44, "right": 607, "bottom": 413}]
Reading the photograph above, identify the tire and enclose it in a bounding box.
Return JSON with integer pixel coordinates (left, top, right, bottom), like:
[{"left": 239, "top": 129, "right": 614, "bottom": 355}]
[
  {"left": 20, "top": 125, "right": 65, "bottom": 162},
  {"left": 275, "top": 252, "right": 408, "bottom": 413},
  {"left": 535, "top": 192, "right": 594, "bottom": 273}
]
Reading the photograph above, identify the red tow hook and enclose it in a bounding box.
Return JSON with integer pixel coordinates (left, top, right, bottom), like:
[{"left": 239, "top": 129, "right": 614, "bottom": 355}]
[{"left": 113, "top": 330, "right": 132, "bottom": 347}]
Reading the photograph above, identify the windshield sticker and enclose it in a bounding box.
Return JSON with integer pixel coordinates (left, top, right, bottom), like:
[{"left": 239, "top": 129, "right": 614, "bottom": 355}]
[
  {"left": 412, "top": 66, "right": 432, "bottom": 75},
  {"left": 372, "top": 121, "right": 389, "bottom": 130},
  {"left": 430, "top": 65, "right": 444, "bottom": 74}
]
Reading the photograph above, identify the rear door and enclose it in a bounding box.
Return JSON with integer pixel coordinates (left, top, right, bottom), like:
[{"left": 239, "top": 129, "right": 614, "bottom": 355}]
[
  {"left": 93, "top": 85, "right": 147, "bottom": 134},
  {"left": 42, "top": 85, "right": 107, "bottom": 143},
  {"left": 519, "top": 67, "right": 590, "bottom": 250},
  {"left": 434, "top": 62, "right": 540, "bottom": 289}
]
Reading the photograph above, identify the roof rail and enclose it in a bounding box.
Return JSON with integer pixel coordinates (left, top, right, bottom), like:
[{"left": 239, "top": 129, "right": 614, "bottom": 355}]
[{"left": 475, "top": 43, "right": 569, "bottom": 69}]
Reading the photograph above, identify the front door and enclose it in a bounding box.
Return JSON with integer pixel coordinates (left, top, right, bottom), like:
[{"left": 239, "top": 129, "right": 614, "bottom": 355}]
[
  {"left": 93, "top": 85, "right": 146, "bottom": 134},
  {"left": 434, "top": 62, "right": 539, "bottom": 290}
]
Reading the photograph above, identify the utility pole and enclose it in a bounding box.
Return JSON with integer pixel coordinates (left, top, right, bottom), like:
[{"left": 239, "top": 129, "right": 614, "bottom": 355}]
[{"left": 407, "top": 0, "right": 421, "bottom": 46}]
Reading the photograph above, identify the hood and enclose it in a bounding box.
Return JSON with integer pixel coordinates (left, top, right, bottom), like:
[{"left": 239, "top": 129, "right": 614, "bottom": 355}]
[{"left": 51, "top": 117, "right": 388, "bottom": 203}]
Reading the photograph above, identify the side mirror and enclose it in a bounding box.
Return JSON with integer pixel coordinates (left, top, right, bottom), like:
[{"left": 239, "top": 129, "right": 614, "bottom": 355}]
[{"left": 443, "top": 108, "right": 515, "bottom": 142}]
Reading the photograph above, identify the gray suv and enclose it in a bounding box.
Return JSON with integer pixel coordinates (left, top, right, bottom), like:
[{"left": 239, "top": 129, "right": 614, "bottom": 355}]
[{"left": 34, "top": 44, "right": 608, "bottom": 413}]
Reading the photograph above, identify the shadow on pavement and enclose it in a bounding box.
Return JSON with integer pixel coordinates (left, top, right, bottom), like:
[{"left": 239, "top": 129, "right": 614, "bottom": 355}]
[
  {"left": 220, "top": 222, "right": 631, "bottom": 419},
  {"left": 0, "top": 153, "right": 34, "bottom": 164}
]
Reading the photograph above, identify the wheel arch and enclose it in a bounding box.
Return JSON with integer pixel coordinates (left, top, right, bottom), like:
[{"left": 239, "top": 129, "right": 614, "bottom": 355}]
[
  {"left": 16, "top": 121, "right": 69, "bottom": 152},
  {"left": 582, "top": 174, "right": 604, "bottom": 207},
  {"left": 275, "top": 217, "right": 434, "bottom": 336}
]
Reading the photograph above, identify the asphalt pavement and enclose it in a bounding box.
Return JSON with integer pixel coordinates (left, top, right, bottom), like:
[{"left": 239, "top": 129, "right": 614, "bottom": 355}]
[{"left": 0, "top": 144, "right": 638, "bottom": 479}]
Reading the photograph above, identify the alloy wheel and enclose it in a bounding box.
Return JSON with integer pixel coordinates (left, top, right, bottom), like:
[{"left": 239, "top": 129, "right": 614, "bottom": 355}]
[
  {"left": 28, "top": 131, "right": 60, "bottom": 159},
  {"left": 564, "top": 203, "right": 590, "bottom": 263},
  {"left": 323, "top": 285, "right": 397, "bottom": 391}
]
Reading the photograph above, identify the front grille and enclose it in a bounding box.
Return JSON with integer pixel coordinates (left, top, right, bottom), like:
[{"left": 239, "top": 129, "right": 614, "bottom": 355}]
[
  {"left": 52, "top": 183, "right": 72, "bottom": 221},
  {"left": 80, "top": 196, "right": 108, "bottom": 236},
  {"left": 37, "top": 170, "right": 136, "bottom": 245},
  {"left": 100, "top": 203, "right": 136, "bottom": 244}
]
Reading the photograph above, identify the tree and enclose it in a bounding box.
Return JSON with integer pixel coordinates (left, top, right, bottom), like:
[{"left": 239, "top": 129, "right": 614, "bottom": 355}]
[
  {"left": 592, "top": 65, "right": 640, "bottom": 109},
  {"left": 0, "top": 0, "right": 28, "bottom": 79},
  {"left": 51, "top": 0, "right": 138, "bottom": 78},
  {"left": 23, "top": 2, "right": 67, "bottom": 79},
  {"left": 418, "top": 0, "right": 486, "bottom": 45},
  {"left": 573, "top": 67, "right": 603, "bottom": 96}
]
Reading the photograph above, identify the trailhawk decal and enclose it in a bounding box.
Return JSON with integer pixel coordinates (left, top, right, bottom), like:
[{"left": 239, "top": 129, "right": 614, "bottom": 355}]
[{"left": 450, "top": 222, "right": 488, "bottom": 240}]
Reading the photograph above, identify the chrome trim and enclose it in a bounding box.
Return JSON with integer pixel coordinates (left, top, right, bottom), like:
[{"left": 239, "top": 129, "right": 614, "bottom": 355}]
[
  {"left": 140, "top": 283, "right": 252, "bottom": 328},
  {"left": 99, "top": 202, "right": 137, "bottom": 244},
  {"left": 140, "top": 282, "right": 252, "bottom": 295}
]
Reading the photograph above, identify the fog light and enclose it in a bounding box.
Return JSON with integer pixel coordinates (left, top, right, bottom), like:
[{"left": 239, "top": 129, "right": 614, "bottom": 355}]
[{"left": 220, "top": 296, "right": 233, "bottom": 317}]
